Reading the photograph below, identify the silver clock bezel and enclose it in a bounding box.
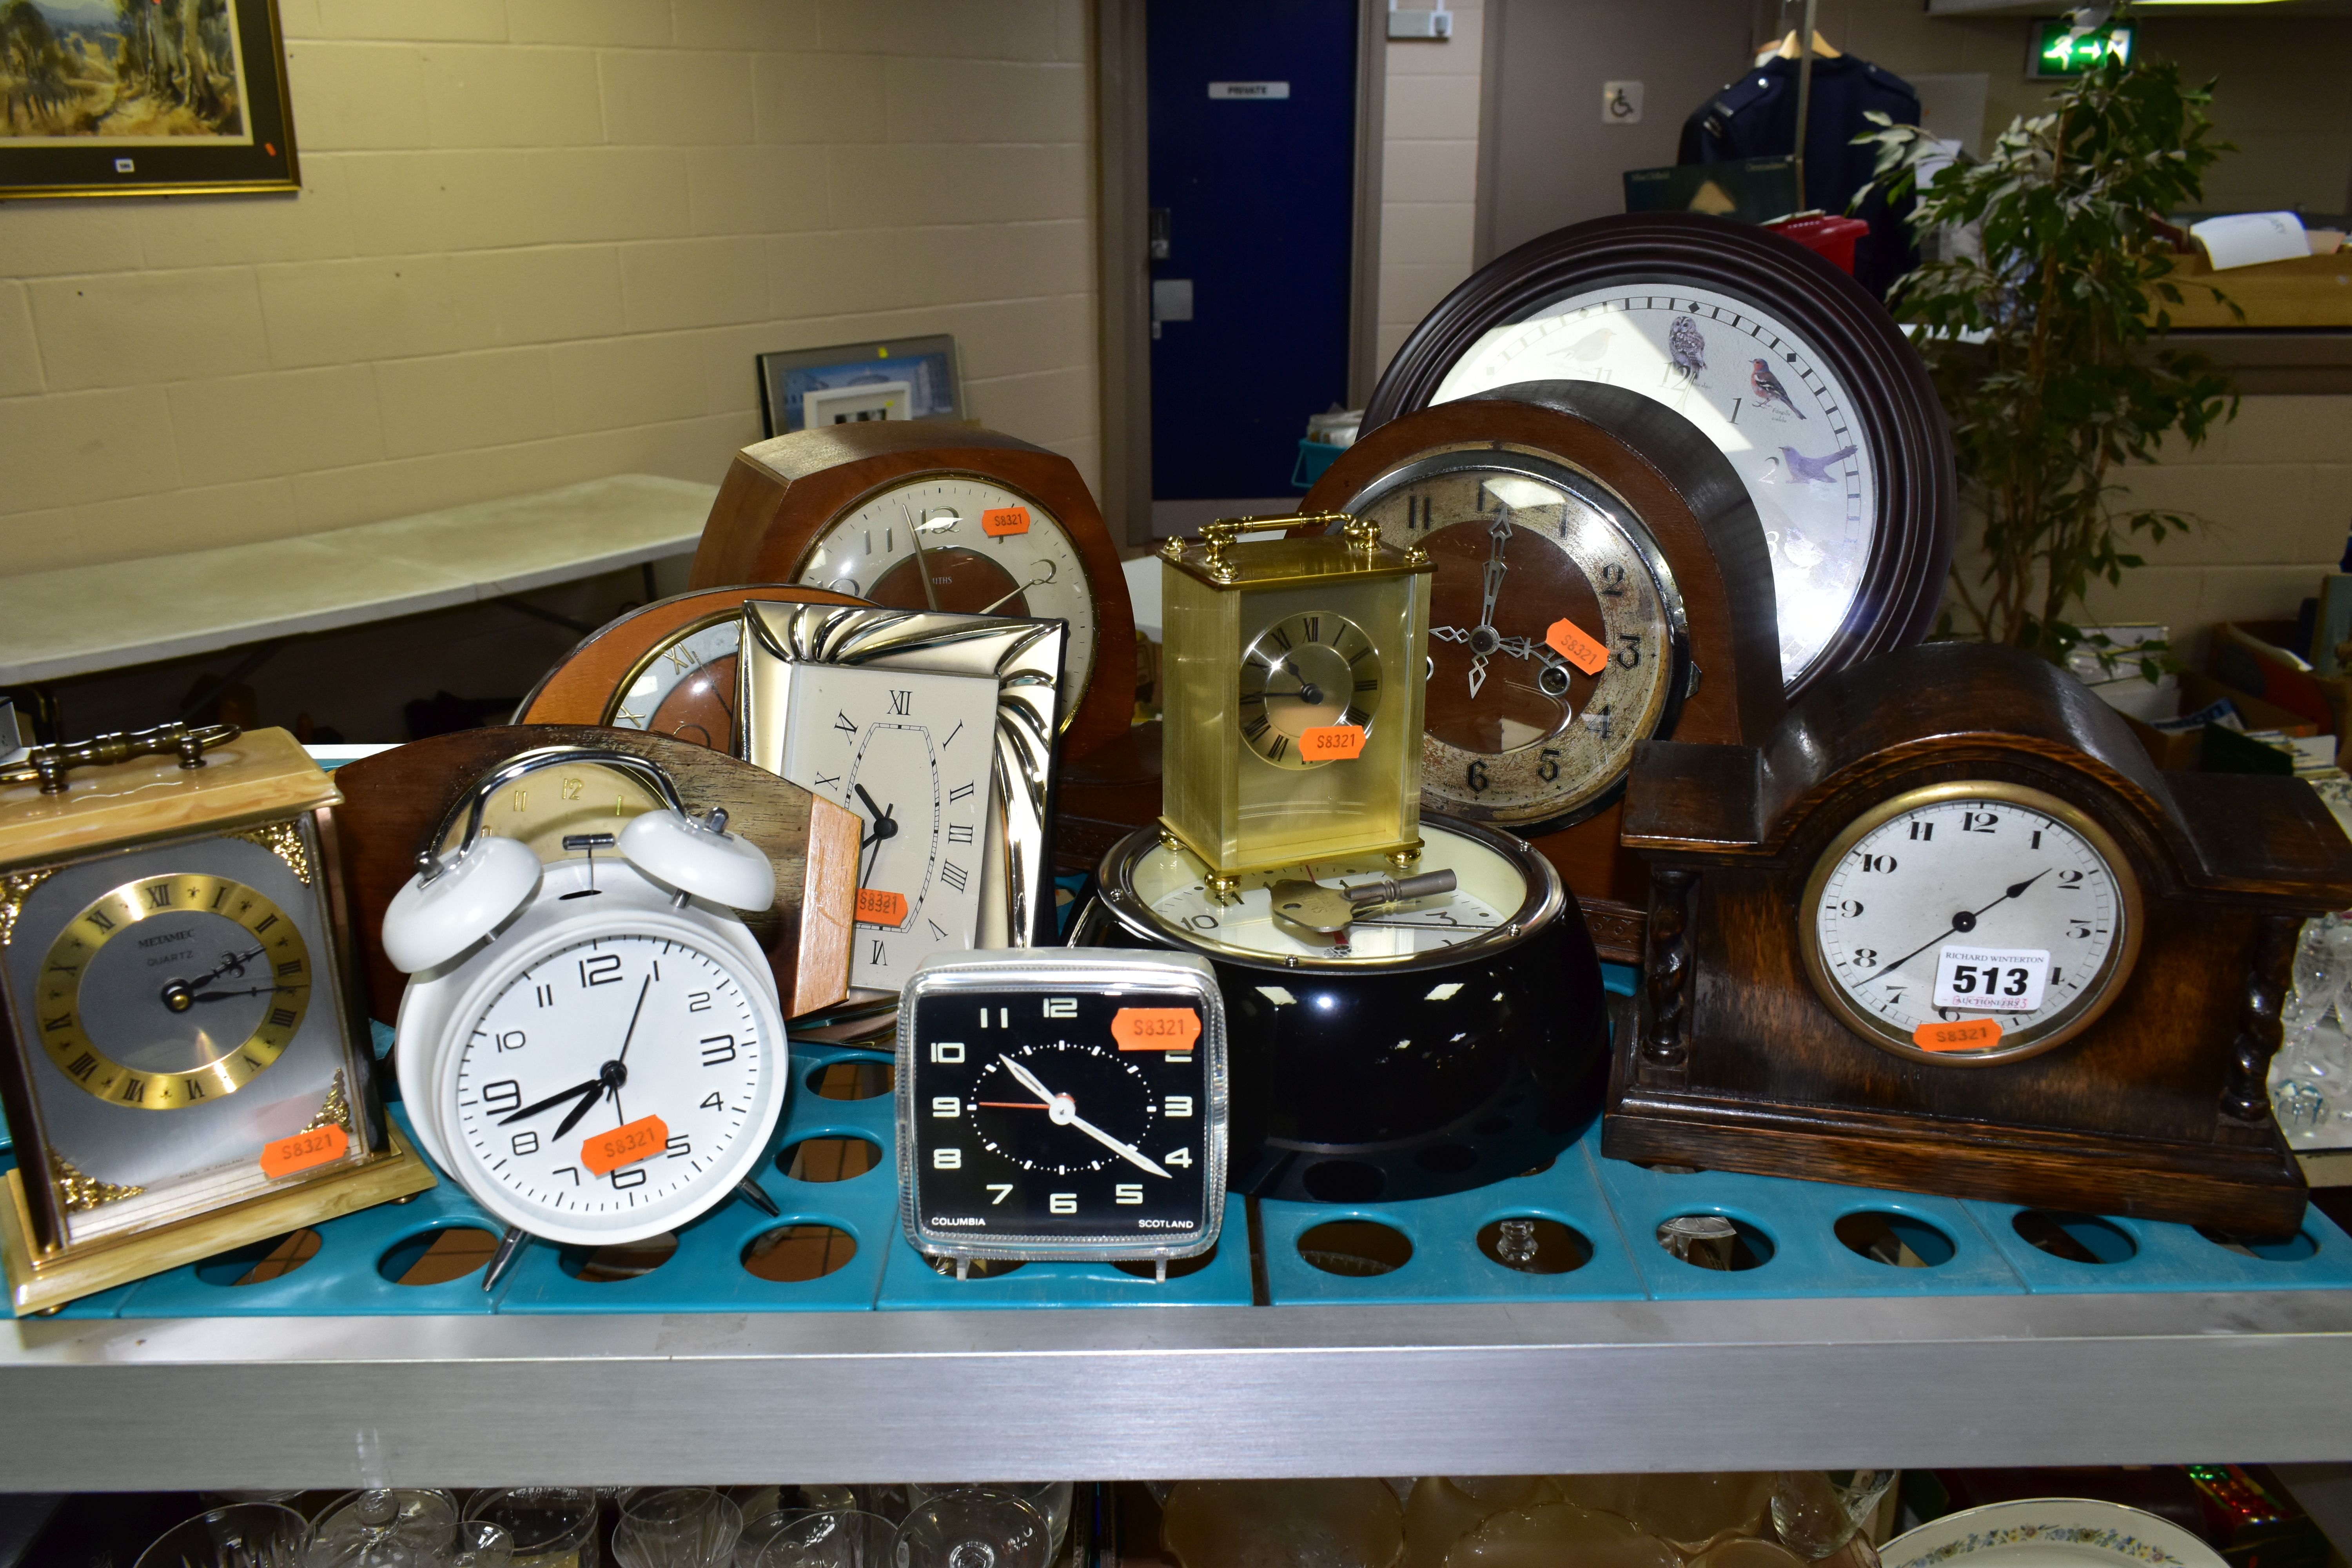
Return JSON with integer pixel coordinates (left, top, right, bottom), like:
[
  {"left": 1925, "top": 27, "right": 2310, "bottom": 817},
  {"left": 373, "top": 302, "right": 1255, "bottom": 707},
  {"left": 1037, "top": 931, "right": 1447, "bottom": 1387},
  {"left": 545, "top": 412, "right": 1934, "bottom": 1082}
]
[
  {"left": 1799, "top": 780, "right": 2147, "bottom": 1067},
  {"left": 895, "top": 949, "right": 1229, "bottom": 1266},
  {"left": 1342, "top": 445, "right": 1694, "bottom": 836}
]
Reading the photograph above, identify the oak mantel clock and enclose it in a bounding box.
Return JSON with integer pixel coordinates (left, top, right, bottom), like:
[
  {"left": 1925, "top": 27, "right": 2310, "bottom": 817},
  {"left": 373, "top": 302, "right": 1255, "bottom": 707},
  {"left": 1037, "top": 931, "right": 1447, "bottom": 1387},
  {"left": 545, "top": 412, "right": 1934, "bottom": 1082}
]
[
  {"left": 0, "top": 726, "right": 433, "bottom": 1314},
  {"left": 1611, "top": 642, "right": 2352, "bottom": 1235}
]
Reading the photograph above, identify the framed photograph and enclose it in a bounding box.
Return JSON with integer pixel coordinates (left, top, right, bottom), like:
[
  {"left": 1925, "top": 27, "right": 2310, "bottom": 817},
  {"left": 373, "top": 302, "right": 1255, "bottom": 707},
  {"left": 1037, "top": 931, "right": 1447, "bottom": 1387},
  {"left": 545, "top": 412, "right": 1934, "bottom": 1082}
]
[
  {"left": 756, "top": 334, "right": 962, "bottom": 438},
  {"left": 0, "top": 0, "right": 298, "bottom": 200}
]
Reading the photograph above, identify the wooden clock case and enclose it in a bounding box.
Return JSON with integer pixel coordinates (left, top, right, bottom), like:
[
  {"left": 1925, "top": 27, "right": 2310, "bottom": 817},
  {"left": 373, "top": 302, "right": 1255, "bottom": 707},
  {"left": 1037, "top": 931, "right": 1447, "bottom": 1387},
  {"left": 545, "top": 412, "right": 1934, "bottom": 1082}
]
[
  {"left": 687, "top": 421, "right": 1139, "bottom": 771},
  {"left": 1359, "top": 212, "right": 1955, "bottom": 702},
  {"left": 1612, "top": 642, "right": 2352, "bottom": 1234},
  {"left": 1302, "top": 381, "right": 1787, "bottom": 963}
]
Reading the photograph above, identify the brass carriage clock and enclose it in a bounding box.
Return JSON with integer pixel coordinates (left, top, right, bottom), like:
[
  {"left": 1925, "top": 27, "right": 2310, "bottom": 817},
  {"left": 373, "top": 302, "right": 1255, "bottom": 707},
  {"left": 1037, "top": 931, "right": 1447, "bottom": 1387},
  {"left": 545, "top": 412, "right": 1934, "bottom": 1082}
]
[
  {"left": 0, "top": 726, "right": 431, "bottom": 1314},
  {"left": 1158, "top": 515, "right": 1432, "bottom": 889}
]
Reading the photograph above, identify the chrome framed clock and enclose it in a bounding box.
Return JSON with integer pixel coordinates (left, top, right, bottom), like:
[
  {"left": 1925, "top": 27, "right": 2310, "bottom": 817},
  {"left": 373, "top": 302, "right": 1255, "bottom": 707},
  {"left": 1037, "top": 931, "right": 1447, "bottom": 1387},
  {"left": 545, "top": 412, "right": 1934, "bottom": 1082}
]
[
  {"left": 739, "top": 601, "right": 1068, "bottom": 996},
  {"left": 689, "top": 422, "right": 1137, "bottom": 766},
  {"left": 0, "top": 726, "right": 432, "bottom": 1315},
  {"left": 1361, "top": 212, "right": 1954, "bottom": 700}
]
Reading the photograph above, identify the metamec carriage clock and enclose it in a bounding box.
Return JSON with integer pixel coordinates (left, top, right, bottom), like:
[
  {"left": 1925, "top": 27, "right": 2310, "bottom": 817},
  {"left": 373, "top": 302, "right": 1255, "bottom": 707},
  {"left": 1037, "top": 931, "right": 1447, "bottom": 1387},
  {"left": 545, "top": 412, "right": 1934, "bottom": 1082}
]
[
  {"left": 1077, "top": 515, "right": 1609, "bottom": 1203},
  {"left": 0, "top": 726, "right": 431, "bottom": 1314},
  {"left": 1614, "top": 642, "right": 2352, "bottom": 1234}
]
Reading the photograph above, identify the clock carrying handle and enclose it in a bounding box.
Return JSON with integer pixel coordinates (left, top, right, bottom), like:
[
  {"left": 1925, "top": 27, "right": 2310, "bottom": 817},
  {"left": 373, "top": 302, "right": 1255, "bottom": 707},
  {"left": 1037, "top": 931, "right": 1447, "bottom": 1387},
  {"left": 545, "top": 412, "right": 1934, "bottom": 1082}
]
[
  {"left": 1166, "top": 511, "right": 1383, "bottom": 578},
  {"left": 0, "top": 721, "right": 240, "bottom": 794},
  {"left": 418, "top": 745, "right": 701, "bottom": 884}
]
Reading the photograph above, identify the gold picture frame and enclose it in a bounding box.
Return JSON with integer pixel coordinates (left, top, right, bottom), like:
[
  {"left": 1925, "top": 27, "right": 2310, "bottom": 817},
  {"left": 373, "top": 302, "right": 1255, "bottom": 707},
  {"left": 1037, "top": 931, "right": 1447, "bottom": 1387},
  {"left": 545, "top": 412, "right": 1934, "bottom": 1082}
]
[{"left": 0, "top": 0, "right": 298, "bottom": 200}]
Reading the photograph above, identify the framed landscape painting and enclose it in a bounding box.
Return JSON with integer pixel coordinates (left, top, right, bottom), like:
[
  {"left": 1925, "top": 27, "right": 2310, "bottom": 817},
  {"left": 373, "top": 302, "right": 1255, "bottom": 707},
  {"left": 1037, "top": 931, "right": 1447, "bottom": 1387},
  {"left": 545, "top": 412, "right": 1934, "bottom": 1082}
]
[{"left": 0, "top": 0, "right": 297, "bottom": 199}]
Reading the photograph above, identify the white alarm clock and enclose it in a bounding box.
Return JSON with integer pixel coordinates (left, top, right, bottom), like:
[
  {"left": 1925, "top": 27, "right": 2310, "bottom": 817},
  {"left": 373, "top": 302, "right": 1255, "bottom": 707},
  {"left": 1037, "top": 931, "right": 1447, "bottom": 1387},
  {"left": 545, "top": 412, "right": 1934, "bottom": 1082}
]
[{"left": 383, "top": 748, "right": 788, "bottom": 1280}]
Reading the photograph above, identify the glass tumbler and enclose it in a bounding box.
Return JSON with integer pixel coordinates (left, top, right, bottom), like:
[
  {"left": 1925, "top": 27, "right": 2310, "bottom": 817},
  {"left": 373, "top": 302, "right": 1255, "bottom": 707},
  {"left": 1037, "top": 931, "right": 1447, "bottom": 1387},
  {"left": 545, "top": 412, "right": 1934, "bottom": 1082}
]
[
  {"left": 136, "top": 1503, "right": 310, "bottom": 1568},
  {"left": 451, "top": 1523, "right": 516, "bottom": 1568},
  {"left": 465, "top": 1488, "right": 602, "bottom": 1568},
  {"left": 894, "top": 1489, "right": 1051, "bottom": 1568},
  {"left": 613, "top": 1488, "right": 742, "bottom": 1568},
  {"left": 1770, "top": 1470, "right": 1895, "bottom": 1559},
  {"left": 750, "top": 1510, "right": 896, "bottom": 1568}
]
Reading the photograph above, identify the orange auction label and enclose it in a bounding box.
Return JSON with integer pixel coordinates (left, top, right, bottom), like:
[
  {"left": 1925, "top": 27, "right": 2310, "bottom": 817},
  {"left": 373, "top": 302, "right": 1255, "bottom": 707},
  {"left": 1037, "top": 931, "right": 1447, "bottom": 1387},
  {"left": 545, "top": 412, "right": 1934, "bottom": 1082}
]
[
  {"left": 1545, "top": 618, "right": 1610, "bottom": 675},
  {"left": 981, "top": 506, "right": 1031, "bottom": 537},
  {"left": 1914, "top": 1018, "right": 2003, "bottom": 1053},
  {"left": 583, "top": 1114, "right": 669, "bottom": 1177},
  {"left": 1113, "top": 1007, "right": 1202, "bottom": 1052},
  {"left": 855, "top": 887, "right": 909, "bottom": 925},
  {"left": 1299, "top": 723, "right": 1367, "bottom": 760},
  {"left": 260, "top": 1123, "right": 348, "bottom": 1180}
]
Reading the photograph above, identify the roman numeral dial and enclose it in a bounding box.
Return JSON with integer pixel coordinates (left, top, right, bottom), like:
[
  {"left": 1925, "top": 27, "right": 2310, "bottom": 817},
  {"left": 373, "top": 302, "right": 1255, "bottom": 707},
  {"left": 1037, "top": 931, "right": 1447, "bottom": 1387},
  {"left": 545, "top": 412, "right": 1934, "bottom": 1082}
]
[
  {"left": 1236, "top": 609, "right": 1380, "bottom": 770},
  {"left": 35, "top": 873, "right": 314, "bottom": 1109}
]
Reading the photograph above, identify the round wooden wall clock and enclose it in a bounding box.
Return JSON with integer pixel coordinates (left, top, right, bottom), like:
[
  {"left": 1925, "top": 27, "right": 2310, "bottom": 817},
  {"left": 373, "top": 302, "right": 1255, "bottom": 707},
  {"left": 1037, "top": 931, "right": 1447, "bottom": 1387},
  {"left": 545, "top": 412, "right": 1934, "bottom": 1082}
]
[
  {"left": 1362, "top": 212, "right": 1954, "bottom": 701},
  {"left": 1300, "top": 379, "right": 1786, "bottom": 960},
  {"left": 687, "top": 422, "right": 1138, "bottom": 766}
]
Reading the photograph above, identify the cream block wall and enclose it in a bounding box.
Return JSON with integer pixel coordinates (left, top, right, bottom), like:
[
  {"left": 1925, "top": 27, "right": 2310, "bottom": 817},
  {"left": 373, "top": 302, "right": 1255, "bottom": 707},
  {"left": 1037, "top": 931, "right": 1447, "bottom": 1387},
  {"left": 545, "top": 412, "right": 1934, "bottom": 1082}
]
[
  {"left": 1376, "top": 0, "right": 1483, "bottom": 374},
  {"left": 0, "top": 0, "right": 1098, "bottom": 579}
]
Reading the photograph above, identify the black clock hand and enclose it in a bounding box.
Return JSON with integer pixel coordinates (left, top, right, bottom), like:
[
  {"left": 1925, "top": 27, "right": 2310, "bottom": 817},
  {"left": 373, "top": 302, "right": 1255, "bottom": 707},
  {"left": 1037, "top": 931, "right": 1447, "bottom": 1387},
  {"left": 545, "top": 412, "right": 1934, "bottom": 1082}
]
[
  {"left": 853, "top": 783, "right": 897, "bottom": 835},
  {"left": 189, "top": 984, "right": 301, "bottom": 1002},
  {"left": 501, "top": 1078, "right": 603, "bottom": 1125},
  {"left": 1863, "top": 869, "right": 2055, "bottom": 983},
  {"left": 160, "top": 945, "right": 271, "bottom": 1011},
  {"left": 553, "top": 1079, "right": 611, "bottom": 1140},
  {"left": 613, "top": 976, "right": 651, "bottom": 1068}
]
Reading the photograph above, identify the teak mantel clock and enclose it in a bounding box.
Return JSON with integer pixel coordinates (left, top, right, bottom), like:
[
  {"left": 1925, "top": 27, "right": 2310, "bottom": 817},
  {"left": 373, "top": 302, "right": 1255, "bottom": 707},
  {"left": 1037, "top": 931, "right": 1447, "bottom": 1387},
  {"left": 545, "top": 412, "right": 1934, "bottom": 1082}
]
[
  {"left": 1301, "top": 380, "right": 1786, "bottom": 963},
  {"left": 1611, "top": 642, "right": 2352, "bottom": 1234}
]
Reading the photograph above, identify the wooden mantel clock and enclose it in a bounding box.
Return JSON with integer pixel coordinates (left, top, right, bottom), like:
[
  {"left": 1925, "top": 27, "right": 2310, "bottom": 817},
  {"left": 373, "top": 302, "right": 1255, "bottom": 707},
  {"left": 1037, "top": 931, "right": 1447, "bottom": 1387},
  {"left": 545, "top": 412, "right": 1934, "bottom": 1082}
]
[
  {"left": 687, "top": 421, "right": 1138, "bottom": 769},
  {"left": 1301, "top": 379, "right": 1786, "bottom": 962},
  {"left": 1612, "top": 641, "right": 2352, "bottom": 1234}
]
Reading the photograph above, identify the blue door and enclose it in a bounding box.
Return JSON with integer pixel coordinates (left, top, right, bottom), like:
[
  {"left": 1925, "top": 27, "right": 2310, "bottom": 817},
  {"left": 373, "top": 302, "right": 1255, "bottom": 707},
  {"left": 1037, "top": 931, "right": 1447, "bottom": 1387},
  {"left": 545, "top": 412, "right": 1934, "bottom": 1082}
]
[{"left": 1147, "top": 0, "right": 1359, "bottom": 510}]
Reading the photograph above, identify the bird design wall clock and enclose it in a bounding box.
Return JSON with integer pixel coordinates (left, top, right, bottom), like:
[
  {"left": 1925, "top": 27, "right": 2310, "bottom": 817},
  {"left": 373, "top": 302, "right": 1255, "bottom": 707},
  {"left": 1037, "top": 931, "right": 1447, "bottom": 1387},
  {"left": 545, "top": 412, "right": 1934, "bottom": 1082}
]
[{"left": 1363, "top": 212, "right": 1954, "bottom": 700}]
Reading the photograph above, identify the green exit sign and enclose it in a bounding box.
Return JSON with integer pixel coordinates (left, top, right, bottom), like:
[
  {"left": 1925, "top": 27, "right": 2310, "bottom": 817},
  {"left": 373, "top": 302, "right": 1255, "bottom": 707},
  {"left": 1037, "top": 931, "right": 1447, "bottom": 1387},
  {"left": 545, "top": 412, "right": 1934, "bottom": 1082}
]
[{"left": 2031, "top": 18, "right": 2135, "bottom": 78}]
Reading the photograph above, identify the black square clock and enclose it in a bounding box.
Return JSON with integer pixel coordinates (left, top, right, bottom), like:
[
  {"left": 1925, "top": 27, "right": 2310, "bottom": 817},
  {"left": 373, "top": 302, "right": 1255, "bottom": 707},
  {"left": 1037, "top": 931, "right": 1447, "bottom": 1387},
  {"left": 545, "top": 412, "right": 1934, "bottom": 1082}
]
[{"left": 896, "top": 950, "right": 1227, "bottom": 1271}]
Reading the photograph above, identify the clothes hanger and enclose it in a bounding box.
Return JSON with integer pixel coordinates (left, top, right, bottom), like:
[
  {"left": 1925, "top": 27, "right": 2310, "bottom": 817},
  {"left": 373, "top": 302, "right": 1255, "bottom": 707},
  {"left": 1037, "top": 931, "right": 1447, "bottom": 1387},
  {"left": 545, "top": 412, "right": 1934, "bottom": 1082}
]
[{"left": 1760, "top": 28, "right": 1841, "bottom": 62}]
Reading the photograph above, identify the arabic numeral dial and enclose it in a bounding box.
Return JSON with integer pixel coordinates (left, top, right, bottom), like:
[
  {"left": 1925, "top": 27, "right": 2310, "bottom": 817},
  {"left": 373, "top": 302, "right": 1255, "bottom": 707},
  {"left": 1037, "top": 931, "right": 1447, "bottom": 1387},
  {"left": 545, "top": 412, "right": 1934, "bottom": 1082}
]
[{"left": 1806, "top": 788, "right": 2139, "bottom": 1060}]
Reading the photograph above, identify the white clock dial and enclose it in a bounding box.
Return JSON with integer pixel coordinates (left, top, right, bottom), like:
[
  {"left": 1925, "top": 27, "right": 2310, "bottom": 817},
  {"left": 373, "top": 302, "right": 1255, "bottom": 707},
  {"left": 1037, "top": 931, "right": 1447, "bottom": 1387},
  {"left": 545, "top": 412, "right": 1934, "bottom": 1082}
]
[
  {"left": 1433, "top": 286, "right": 1876, "bottom": 688},
  {"left": 1125, "top": 823, "right": 1524, "bottom": 963},
  {"left": 608, "top": 618, "right": 740, "bottom": 746},
  {"left": 794, "top": 476, "right": 1097, "bottom": 731},
  {"left": 777, "top": 663, "right": 999, "bottom": 992},
  {"left": 446, "top": 930, "right": 777, "bottom": 1242},
  {"left": 1804, "top": 785, "right": 2141, "bottom": 1063}
]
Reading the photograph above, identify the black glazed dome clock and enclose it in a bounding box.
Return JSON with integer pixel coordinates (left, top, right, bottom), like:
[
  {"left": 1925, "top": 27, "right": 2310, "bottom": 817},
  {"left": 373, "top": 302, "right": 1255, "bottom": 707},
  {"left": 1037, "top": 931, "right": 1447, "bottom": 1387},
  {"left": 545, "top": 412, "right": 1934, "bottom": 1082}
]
[{"left": 1363, "top": 212, "right": 1954, "bottom": 700}]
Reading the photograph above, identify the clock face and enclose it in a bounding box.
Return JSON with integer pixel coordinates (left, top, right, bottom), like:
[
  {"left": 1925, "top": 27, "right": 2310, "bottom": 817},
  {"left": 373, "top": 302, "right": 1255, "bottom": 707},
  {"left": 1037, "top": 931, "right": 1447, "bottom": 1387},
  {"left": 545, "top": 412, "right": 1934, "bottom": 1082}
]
[
  {"left": 434, "top": 761, "right": 666, "bottom": 864},
  {"left": 777, "top": 663, "right": 998, "bottom": 992},
  {"left": 35, "top": 873, "right": 312, "bottom": 1110},
  {"left": 906, "top": 983, "right": 1219, "bottom": 1250},
  {"left": 1804, "top": 784, "right": 2143, "bottom": 1063},
  {"left": 1345, "top": 449, "right": 1682, "bottom": 830},
  {"left": 1238, "top": 610, "right": 1381, "bottom": 769},
  {"left": 446, "top": 931, "right": 778, "bottom": 1239},
  {"left": 1123, "top": 822, "right": 1529, "bottom": 965},
  {"left": 1433, "top": 286, "right": 1875, "bottom": 689},
  {"left": 608, "top": 617, "right": 740, "bottom": 749},
  {"left": 793, "top": 475, "right": 1098, "bottom": 731}
]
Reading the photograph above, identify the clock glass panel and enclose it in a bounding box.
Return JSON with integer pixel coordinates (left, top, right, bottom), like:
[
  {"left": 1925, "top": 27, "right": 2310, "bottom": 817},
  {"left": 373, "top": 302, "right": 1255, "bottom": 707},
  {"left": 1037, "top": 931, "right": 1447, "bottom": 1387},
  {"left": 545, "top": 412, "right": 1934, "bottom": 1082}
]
[
  {"left": 1805, "top": 785, "right": 2141, "bottom": 1062},
  {"left": 1346, "top": 449, "right": 1679, "bottom": 830},
  {"left": 909, "top": 987, "right": 1214, "bottom": 1243},
  {"left": 793, "top": 475, "right": 1098, "bottom": 730},
  {"left": 1432, "top": 286, "right": 1875, "bottom": 688}
]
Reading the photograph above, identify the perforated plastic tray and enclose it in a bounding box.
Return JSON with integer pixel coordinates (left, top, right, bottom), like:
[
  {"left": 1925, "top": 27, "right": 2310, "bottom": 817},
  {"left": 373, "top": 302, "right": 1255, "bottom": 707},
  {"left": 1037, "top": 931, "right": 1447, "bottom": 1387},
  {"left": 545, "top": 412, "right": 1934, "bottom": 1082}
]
[{"left": 20, "top": 974, "right": 2352, "bottom": 1317}]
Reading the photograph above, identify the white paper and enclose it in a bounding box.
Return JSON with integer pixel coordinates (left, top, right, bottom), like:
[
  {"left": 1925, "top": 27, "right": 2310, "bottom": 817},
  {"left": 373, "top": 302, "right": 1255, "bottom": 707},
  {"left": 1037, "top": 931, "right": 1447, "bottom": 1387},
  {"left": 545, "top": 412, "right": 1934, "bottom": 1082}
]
[
  {"left": 1934, "top": 946, "right": 2050, "bottom": 1012},
  {"left": 2191, "top": 211, "right": 2309, "bottom": 271}
]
